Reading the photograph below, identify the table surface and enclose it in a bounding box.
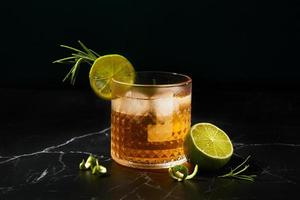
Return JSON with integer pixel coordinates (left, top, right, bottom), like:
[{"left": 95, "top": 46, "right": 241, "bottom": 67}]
[{"left": 0, "top": 86, "right": 299, "bottom": 199}]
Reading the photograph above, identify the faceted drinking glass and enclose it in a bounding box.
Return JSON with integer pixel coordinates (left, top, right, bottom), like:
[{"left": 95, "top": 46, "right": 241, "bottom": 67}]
[{"left": 111, "top": 71, "right": 192, "bottom": 169}]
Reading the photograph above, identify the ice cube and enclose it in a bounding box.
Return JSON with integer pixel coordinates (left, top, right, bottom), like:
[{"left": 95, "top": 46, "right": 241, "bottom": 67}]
[
  {"left": 112, "top": 90, "right": 150, "bottom": 116},
  {"left": 147, "top": 117, "right": 173, "bottom": 142},
  {"left": 123, "top": 90, "right": 150, "bottom": 99},
  {"left": 173, "top": 94, "right": 191, "bottom": 111},
  {"left": 179, "top": 94, "right": 191, "bottom": 106},
  {"left": 150, "top": 92, "right": 174, "bottom": 117},
  {"left": 121, "top": 98, "right": 150, "bottom": 116},
  {"left": 147, "top": 93, "right": 174, "bottom": 142},
  {"left": 112, "top": 98, "right": 122, "bottom": 112}
]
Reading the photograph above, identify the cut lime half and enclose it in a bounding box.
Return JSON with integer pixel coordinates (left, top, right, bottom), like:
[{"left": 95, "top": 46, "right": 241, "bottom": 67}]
[{"left": 184, "top": 123, "right": 233, "bottom": 171}]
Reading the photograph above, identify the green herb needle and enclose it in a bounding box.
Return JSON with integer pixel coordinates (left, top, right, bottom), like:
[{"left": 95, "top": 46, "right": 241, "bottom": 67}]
[
  {"left": 53, "top": 40, "right": 99, "bottom": 85},
  {"left": 218, "top": 155, "right": 257, "bottom": 182}
]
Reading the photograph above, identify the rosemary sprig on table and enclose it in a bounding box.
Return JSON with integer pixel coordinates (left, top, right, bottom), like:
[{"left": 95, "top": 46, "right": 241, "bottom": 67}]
[
  {"left": 169, "top": 155, "right": 257, "bottom": 182},
  {"left": 218, "top": 155, "right": 257, "bottom": 182},
  {"left": 53, "top": 41, "right": 99, "bottom": 85}
]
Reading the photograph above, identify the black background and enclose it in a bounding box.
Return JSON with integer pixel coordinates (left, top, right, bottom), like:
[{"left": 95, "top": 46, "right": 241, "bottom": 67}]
[
  {"left": 1, "top": 0, "right": 299, "bottom": 89},
  {"left": 1, "top": 1, "right": 300, "bottom": 198},
  {"left": 1, "top": 0, "right": 300, "bottom": 146}
]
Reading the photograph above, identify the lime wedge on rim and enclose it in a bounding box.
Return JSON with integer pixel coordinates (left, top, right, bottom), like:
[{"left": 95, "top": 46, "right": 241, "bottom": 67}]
[
  {"left": 184, "top": 123, "right": 233, "bottom": 171},
  {"left": 89, "top": 54, "right": 135, "bottom": 100}
]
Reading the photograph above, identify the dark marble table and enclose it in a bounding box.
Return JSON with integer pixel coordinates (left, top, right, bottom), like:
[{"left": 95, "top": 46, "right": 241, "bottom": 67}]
[{"left": 0, "top": 86, "right": 299, "bottom": 199}]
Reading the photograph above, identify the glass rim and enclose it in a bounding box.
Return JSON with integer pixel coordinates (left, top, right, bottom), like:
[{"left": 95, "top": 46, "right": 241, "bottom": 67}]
[{"left": 111, "top": 71, "right": 192, "bottom": 88}]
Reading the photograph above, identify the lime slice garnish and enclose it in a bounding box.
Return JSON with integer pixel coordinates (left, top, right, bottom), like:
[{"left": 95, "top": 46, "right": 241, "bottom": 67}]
[
  {"left": 54, "top": 42, "right": 135, "bottom": 99},
  {"left": 89, "top": 54, "right": 135, "bottom": 100},
  {"left": 184, "top": 123, "right": 233, "bottom": 171}
]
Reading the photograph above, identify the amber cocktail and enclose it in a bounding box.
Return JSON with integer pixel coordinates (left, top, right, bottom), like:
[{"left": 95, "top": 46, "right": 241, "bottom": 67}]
[{"left": 111, "top": 71, "right": 192, "bottom": 169}]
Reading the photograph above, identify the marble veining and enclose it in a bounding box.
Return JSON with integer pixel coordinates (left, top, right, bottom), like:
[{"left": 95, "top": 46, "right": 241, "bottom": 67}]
[
  {"left": 234, "top": 142, "right": 300, "bottom": 148},
  {"left": 0, "top": 126, "right": 299, "bottom": 199}
]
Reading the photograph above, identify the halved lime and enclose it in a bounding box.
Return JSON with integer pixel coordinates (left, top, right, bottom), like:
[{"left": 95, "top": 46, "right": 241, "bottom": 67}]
[
  {"left": 89, "top": 54, "right": 135, "bottom": 100},
  {"left": 184, "top": 123, "right": 233, "bottom": 171}
]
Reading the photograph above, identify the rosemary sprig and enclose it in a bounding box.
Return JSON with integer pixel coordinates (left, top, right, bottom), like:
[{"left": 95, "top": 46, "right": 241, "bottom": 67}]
[
  {"left": 53, "top": 40, "right": 100, "bottom": 85},
  {"left": 78, "top": 40, "right": 98, "bottom": 60},
  {"left": 218, "top": 155, "right": 257, "bottom": 182}
]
